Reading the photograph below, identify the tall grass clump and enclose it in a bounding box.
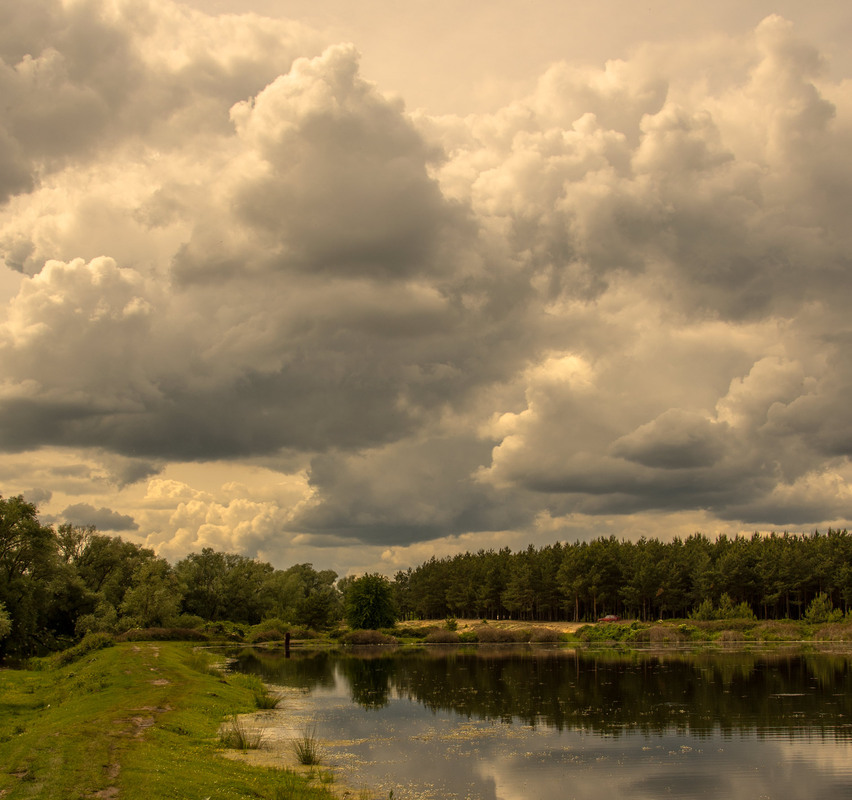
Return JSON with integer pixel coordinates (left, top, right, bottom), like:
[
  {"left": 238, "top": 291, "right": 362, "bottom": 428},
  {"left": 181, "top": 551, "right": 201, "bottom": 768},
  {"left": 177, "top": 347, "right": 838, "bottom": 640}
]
[
  {"left": 219, "top": 714, "right": 266, "bottom": 751},
  {"left": 185, "top": 648, "right": 223, "bottom": 677},
  {"left": 232, "top": 673, "right": 282, "bottom": 709},
  {"left": 254, "top": 687, "right": 281, "bottom": 709},
  {"left": 291, "top": 723, "right": 323, "bottom": 765}
]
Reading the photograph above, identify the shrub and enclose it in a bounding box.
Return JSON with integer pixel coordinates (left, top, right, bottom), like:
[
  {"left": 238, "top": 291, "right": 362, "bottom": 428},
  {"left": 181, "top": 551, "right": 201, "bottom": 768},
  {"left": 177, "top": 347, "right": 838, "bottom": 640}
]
[
  {"left": 648, "top": 625, "right": 684, "bottom": 645},
  {"left": 249, "top": 629, "right": 288, "bottom": 644},
  {"left": 529, "top": 628, "right": 562, "bottom": 643},
  {"left": 200, "top": 620, "right": 247, "bottom": 640},
  {"left": 171, "top": 613, "right": 205, "bottom": 629},
  {"left": 51, "top": 632, "right": 115, "bottom": 666},
  {"left": 716, "top": 630, "right": 746, "bottom": 646},
  {"left": 813, "top": 621, "right": 852, "bottom": 641},
  {"left": 392, "top": 625, "right": 431, "bottom": 640},
  {"left": 577, "top": 622, "right": 638, "bottom": 643},
  {"left": 753, "top": 621, "right": 803, "bottom": 641},
  {"left": 115, "top": 627, "right": 208, "bottom": 642},
  {"left": 342, "top": 629, "right": 397, "bottom": 645},
  {"left": 474, "top": 626, "right": 522, "bottom": 643},
  {"left": 289, "top": 626, "right": 319, "bottom": 640},
  {"left": 424, "top": 630, "right": 460, "bottom": 644}
]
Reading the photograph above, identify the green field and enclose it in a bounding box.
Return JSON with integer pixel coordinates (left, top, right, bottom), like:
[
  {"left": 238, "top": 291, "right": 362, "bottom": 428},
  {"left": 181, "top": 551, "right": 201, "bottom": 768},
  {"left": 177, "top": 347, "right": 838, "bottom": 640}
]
[{"left": 0, "top": 640, "right": 337, "bottom": 800}]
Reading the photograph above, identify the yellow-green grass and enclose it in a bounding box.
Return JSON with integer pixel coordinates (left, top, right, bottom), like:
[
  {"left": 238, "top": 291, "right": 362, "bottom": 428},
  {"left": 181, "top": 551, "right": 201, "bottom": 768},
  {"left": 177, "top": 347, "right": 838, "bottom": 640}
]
[{"left": 0, "top": 641, "right": 335, "bottom": 800}]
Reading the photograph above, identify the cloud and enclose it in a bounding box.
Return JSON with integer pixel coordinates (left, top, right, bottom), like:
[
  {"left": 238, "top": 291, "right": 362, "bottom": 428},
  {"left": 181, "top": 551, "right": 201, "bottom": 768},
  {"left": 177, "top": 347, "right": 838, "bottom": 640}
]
[
  {"left": 0, "top": 4, "right": 851, "bottom": 565},
  {"left": 60, "top": 502, "right": 138, "bottom": 532},
  {"left": 21, "top": 487, "right": 51, "bottom": 505},
  {"left": 611, "top": 410, "right": 729, "bottom": 470},
  {"left": 289, "top": 434, "right": 535, "bottom": 546},
  {"left": 0, "top": 0, "right": 321, "bottom": 205}
]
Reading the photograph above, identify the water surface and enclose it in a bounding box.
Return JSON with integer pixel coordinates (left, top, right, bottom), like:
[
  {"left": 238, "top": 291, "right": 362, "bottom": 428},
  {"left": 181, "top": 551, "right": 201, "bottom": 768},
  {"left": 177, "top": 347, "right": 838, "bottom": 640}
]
[{"left": 229, "top": 646, "right": 852, "bottom": 799}]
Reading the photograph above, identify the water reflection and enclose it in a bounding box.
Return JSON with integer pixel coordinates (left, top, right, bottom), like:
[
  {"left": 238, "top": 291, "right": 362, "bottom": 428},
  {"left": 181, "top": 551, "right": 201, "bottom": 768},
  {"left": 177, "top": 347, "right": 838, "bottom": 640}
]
[
  {"left": 228, "top": 647, "right": 852, "bottom": 799},
  {"left": 230, "top": 646, "right": 852, "bottom": 737}
]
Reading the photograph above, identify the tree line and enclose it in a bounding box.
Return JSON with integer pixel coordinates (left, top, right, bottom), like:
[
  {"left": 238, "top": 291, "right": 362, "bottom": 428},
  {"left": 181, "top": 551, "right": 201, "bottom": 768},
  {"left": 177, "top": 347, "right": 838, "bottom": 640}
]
[
  {"left": 2, "top": 493, "right": 851, "bottom": 656},
  {"left": 393, "top": 530, "right": 852, "bottom": 623}
]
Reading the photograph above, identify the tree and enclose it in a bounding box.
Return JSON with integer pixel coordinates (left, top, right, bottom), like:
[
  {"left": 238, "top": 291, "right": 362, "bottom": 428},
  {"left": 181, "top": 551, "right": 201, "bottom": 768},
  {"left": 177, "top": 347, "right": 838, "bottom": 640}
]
[
  {"left": 0, "top": 495, "right": 62, "bottom": 655},
  {"left": 120, "top": 559, "right": 182, "bottom": 628},
  {"left": 0, "top": 602, "right": 11, "bottom": 643},
  {"left": 344, "top": 574, "right": 398, "bottom": 630},
  {"left": 803, "top": 592, "right": 843, "bottom": 624}
]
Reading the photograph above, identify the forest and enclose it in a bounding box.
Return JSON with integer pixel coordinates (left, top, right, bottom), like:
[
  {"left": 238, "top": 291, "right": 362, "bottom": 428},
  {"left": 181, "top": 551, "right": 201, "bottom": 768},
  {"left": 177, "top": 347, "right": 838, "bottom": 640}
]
[{"left": 1, "top": 493, "right": 851, "bottom": 657}]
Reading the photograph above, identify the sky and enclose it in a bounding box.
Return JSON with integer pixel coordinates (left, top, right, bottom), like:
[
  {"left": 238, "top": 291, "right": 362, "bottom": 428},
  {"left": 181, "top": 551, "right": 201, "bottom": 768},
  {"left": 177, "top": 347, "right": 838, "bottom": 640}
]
[{"left": 1, "top": 0, "right": 851, "bottom": 577}]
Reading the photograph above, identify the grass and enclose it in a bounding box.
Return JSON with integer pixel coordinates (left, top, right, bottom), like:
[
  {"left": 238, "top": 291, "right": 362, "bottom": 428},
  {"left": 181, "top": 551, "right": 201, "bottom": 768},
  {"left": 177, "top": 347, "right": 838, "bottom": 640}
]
[
  {"left": 218, "top": 713, "right": 267, "bottom": 751},
  {"left": 291, "top": 724, "right": 323, "bottom": 765},
  {"left": 0, "top": 641, "right": 336, "bottom": 800},
  {"left": 243, "top": 674, "right": 283, "bottom": 709}
]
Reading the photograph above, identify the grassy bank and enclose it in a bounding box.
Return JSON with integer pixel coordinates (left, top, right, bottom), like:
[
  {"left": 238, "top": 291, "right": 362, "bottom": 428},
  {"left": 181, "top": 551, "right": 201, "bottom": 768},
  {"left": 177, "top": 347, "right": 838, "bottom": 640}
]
[
  {"left": 385, "top": 617, "right": 852, "bottom": 646},
  {"left": 574, "top": 617, "right": 852, "bottom": 646},
  {"left": 0, "top": 639, "right": 336, "bottom": 800}
]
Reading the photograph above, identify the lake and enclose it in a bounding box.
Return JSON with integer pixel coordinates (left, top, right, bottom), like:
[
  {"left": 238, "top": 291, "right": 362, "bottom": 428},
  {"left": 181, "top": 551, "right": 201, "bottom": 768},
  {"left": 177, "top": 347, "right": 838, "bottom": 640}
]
[{"left": 228, "top": 645, "right": 852, "bottom": 800}]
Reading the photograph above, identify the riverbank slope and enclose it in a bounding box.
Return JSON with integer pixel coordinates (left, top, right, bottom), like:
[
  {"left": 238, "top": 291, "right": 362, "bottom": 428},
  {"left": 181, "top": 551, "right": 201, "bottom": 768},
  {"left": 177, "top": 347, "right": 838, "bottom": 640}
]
[{"left": 0, "top": 640, "right": 335, "bottom": 800}]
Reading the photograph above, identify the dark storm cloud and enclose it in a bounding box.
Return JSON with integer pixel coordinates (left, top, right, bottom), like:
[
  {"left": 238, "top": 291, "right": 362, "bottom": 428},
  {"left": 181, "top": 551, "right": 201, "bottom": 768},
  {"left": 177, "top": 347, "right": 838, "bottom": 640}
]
[{"left": 290, "top": 437, "right": 535, "bottom": 545}]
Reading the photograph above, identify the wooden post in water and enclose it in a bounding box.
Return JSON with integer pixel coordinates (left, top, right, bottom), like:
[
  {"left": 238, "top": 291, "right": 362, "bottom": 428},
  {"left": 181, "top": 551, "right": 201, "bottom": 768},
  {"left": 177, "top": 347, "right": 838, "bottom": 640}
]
[{"left": 284, "top": 630, "right": 291, "bottom": 657}]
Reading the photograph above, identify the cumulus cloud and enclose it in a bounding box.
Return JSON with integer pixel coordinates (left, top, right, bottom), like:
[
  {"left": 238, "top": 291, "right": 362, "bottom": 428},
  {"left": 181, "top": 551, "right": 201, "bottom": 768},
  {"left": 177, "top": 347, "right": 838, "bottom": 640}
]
[
  {"left": 0, "top": 3, "right": 850, "bottom": 566},
  {"left": 0, "top": 0, "right": 321, "bottom": 204}
]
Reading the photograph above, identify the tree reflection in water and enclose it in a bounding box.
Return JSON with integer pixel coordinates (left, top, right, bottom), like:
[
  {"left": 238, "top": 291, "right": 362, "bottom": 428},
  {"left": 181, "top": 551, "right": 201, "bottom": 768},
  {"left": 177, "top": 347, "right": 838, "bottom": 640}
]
[{"left": 228, "top": 646, "right": 852, "bottom": 738}]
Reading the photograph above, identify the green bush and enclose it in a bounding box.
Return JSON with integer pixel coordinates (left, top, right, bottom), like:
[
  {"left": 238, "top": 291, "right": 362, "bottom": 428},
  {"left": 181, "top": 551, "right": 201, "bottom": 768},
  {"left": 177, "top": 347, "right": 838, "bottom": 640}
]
[{"left": 577, "top": 622, "right": 640, "bottom": 643}]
